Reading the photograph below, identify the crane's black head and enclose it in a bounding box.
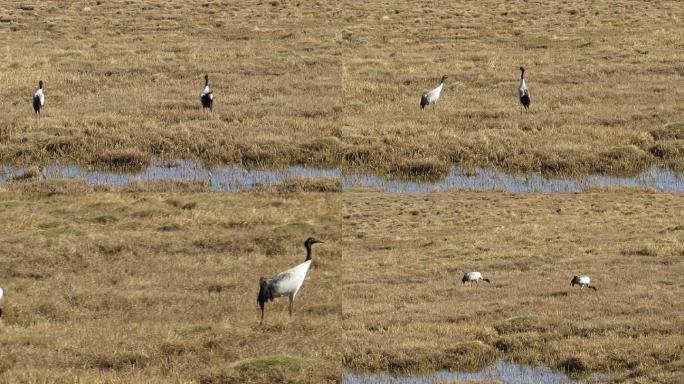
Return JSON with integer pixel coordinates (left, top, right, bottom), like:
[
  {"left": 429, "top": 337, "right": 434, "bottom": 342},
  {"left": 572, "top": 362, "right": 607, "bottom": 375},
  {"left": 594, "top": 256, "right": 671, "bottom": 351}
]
[
  {"left": 461, "top": 274, "right": 468, "bottom": 284},
  {"left": 520, "top": 67, "right": 525, "bottom": 73},
  {"left": 204, "top": 74, "right": 209, "bottom": 84},
  {"left": 304, "top": 237, "right": 323, "bottom": 247},
  {"left": 38, "top": 80, "right": 44, "bottom": 89},
  {"left": 570, "top": 276, "right": 579, "bottom": 286},
  {"left": 303, "top": 237, "right": 323, "bottom": 261},
  {"left": 440, "top": 75, "right": 448, "bottom": 83}
]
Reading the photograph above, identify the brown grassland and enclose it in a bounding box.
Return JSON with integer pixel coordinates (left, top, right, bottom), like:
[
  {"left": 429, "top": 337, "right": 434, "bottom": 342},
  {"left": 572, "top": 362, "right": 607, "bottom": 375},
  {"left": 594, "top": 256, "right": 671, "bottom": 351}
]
[
  {"left": 343, "top": 192, "right": 684, "bottom": 383},
  {"left": 0, "top": 1, "right": 682, "bottom": 177},
  {"left": 1, "top": 0, "right": 684, "bottom": 383},
  {"left": 340, "top": 1, "right": 684, "bottom": 178},
  {"left": 0, "top": 190, "right": 341, "bottom": 383},
  {"left": 0, "top": 0, "right": 342, "bottom": 169}
]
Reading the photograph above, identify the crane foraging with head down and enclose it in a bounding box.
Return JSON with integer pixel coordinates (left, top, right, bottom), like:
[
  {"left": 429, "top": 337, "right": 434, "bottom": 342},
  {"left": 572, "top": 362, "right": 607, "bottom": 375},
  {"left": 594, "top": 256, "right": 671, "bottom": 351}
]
[
  {"left": 571, "top": 275, "right": 597, "bottom": 291},
  {"left": 257, "top": 237, "right": 324, "bottom": 324},
  {"left": 199, "top": 74, "right": 213, "bottom": 111},
  {"left": 420, "top": 75, "right": 448, "bottom": 112},
  {"left": 461, "top": 271, "right": 490, "bottom": 285},
  {"left": 518, "top": 67, "right": 530, "bottom": 112}
]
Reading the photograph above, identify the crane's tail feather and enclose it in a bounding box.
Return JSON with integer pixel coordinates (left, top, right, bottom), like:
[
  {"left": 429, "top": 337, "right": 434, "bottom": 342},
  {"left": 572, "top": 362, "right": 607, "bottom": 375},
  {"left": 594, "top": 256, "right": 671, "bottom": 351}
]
[
  {"left": 257, "top": 278, "right": 273, "bottom": 324},
  {"left": 420, "top": 94, "right": 429, "bottom": 109},
  {"left": 257, "top": 277, "right": 273, "bottom": 305}
]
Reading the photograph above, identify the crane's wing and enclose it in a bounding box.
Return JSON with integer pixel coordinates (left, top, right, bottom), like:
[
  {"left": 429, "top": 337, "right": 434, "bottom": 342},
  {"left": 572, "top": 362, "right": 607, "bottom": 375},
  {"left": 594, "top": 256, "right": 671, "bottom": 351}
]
[{"left": 269, "top": 271, "right": 296, "bottom": 295}]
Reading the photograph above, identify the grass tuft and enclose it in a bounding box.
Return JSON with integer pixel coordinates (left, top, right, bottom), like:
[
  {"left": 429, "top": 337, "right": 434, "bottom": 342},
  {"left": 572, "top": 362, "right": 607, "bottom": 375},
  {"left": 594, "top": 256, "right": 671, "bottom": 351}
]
[{"left": 233, "top": 355, "right": 307, "bottom": 373}]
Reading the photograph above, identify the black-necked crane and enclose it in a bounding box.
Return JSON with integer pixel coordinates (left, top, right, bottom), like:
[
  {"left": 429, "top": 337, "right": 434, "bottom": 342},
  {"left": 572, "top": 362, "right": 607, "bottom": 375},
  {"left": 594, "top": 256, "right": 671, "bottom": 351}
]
[
  {"left": 571, "top": 275, "right": 597, "bottom": 291},
  {"left": 420, "top": 75, "right": 447, "bottom": 112},
  {"left": 518, "top": 67, "right": 530, "bottom": 113},
  {"left": 199, "top": 74, "right": 213, "bottom": 111},
  {"left": 33, "top": 80, "right": 45, "bottom": 118},
  {"left": 257, "top": 237, "right": 324, "bottom": 324},
  {"left": 461, "top": 271, "right": 491, "bottom": 285}
]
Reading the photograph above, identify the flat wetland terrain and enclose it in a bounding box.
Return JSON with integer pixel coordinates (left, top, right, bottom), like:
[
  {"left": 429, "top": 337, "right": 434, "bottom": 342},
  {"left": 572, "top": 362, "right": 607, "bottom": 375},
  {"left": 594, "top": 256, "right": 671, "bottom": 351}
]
[
  {"left": 343, "top": 192, "right": 684, "bottom": 383},
  {"left": 1, "top": 1, "right": 683, "bottom": 383},
  {"left": 0, "top": 1, "right": 682, "bottom": 177}
]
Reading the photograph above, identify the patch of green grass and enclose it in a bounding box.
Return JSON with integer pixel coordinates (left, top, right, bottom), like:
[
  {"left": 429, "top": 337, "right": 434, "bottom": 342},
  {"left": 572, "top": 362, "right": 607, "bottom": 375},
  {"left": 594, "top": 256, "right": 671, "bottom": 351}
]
[
  {"left": 508, "top": 315, "right": 543, "bottom": 325},
  {"left": 5, "top": 329, "right": 52, "bottom": 347},
  {"left": 233, "top": 355, "right": 306, "bottom": 373},
  {"left": 175, "top": 324, "right": 213, "bottom": 336},
  {"left": 277, "top": 221, "right": 317, "bottom": 231},
  {"left": 34, "top": 223, "right": 81, "bottom": 239}
]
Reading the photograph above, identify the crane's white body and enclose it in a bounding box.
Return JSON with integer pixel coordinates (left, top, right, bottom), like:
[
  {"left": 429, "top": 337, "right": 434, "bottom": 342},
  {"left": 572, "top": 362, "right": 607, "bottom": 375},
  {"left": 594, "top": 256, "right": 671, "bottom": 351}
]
[
  {"left": 425, "top": 82, "right": 444, "bottom": 105},
  {"left": 269, "top": 260, "right": 311, "bottom": 299},
  {"left": 463, "top": 271, "right": 485, "bottom": 283},
  {"left": 199, "top": 85, "right": 213, "bottom": 101},
  {"left": 462, "top": 271, "right": 490, "bottom": 285},
  {"left": 0, "top": 287, "right": 3, "bottom": 300},
  {"left": 34, "top": 88, "right": 45, "bottom": 107},
  {"left": 572, "top": 275, "right": 592, "bottom": 287},
  {"left": 518, "top": 79, "right": 528, "bottom": 99}
]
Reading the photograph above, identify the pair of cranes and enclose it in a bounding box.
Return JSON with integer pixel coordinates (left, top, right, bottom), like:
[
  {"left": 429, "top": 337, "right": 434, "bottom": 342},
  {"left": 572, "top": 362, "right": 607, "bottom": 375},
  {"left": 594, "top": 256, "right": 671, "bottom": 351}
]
[
  {"left": 461, "top": 271, "right": 598, "bottom": 290},
  {"left": 420, "top": 67, "right": 531, "bottom": 113},
  {"left": 29, "top": 75, "right": 215, "bottom": 119}
]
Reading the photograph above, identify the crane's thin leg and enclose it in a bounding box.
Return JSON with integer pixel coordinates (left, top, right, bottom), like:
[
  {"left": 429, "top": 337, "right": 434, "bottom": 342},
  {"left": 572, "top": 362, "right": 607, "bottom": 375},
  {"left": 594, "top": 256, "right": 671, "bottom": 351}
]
[
  {"left": 288, "top": 295, "right": 293, "bottom": 317},
  {"left": 259, "top": 305, "right": 265, "bottom": 325}
]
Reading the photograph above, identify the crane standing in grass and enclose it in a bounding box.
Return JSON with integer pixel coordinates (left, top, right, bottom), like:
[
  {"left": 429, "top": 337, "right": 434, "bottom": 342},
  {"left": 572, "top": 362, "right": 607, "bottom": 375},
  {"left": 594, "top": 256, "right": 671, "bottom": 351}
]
[
  {"left": 571, "top": 275, "right": 597, "bottom": 291},
  {"left": 199, "top": 74, "right": 213, "bottom": 111},
  {"left": 257, "top": 237, "right": 324, "bottom": 324},
  {"left": 33, "top": 80, "right": 45, "bottom": 119},
  {"left": 518, "top": 67, "right": 530, "bottom": 113},
  {"left": 420, "top": 75, "right": 448, "bottom": 112}
]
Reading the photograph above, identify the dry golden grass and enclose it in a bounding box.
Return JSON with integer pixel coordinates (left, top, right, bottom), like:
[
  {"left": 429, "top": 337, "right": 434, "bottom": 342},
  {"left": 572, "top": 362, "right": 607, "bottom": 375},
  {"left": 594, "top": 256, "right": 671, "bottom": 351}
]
[
  {"left": 0, "top": 192, "right": 341, "bottom": 383},
  {"left": 340, "top": 1, "right": 684, "bottom": 176},
  {"left": 343, "top": 192, "right": 684, "bottom": 383},
  {"left": 0, "top": 1, "right": 682, "bottom": 177},
  {"left": 0, "top": 0, "right": 341, "bottom": 168},
  {"left": 1, "top": 1, "right": 684, "bottom": 383}
]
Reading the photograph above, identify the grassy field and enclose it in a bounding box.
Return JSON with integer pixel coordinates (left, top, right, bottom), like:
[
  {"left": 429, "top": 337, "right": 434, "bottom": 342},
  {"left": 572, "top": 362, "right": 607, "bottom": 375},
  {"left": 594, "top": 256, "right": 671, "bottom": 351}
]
[
  {"left": 0, "top": 191, "right": 341, "bottom": 383},
  {"left": 2, "top": 189, "right": 680, "bottom": 382},
  {"left": 343, "top": 192, "right": 684, "bottom": 383},
  {"left": 340, "top": 1, "right": 684, "bottom": 178},
  {"left": 1, "top": 1, "right": 683, "bottom": 177},
  {"left": 0, "top": 0, "right": 342, "bottom": 169},
  {"left": 1, "top": 1, "right": 684, "bottom": 383}
]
